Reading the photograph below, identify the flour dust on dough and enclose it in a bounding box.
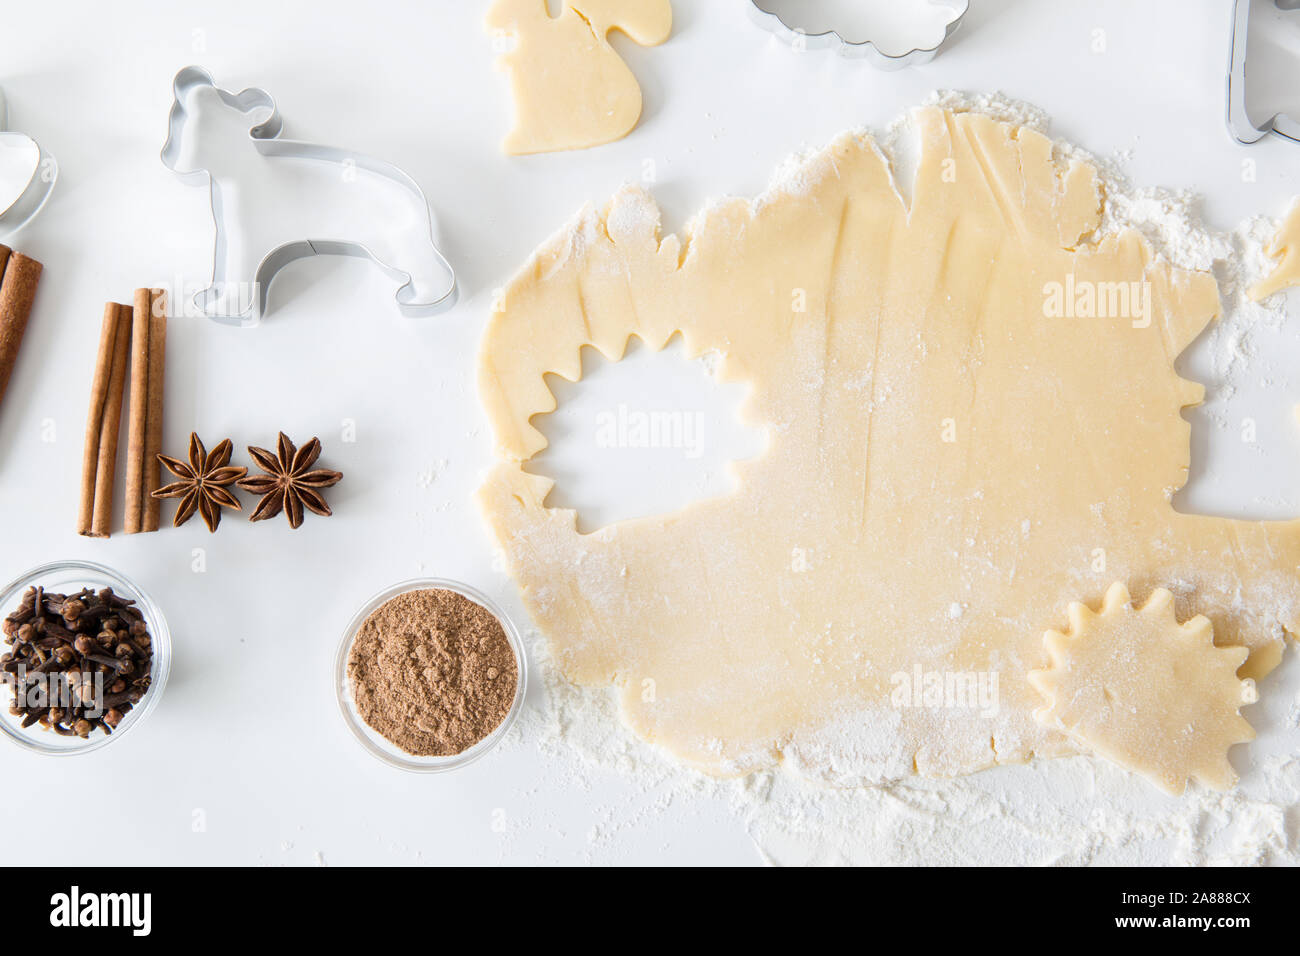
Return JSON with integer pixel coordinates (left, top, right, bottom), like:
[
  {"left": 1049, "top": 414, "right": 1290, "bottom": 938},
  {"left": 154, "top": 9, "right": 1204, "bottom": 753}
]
[
  {"left": 478, "top": 106, "right": 1300, "bottom": 786},
  {"left": 1251, "top": 198, "right": 1300, "bottom": 301},
  {"left": 1029, "top": 582, "right": 1256, "bottom": 795},
  {"left": 486, "top": 0, "right": 672, "bottom": 155}
]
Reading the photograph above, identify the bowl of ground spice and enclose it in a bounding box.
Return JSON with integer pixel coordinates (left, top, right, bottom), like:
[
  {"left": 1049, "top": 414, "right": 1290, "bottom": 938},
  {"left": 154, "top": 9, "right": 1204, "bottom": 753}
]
[{"left": 336, "top": 578, "right": 526, "bottom": 772}]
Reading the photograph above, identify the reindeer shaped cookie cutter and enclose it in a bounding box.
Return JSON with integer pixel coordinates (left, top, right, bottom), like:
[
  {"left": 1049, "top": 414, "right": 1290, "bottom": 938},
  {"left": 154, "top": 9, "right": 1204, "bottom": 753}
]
[{"left": 161, "top": 66, "right": 458, "bottom": 326}]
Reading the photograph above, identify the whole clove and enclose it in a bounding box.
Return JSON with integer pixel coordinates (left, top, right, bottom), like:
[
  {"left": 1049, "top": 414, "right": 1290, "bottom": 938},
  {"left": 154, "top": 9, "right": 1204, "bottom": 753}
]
[{"left": 2, "top": 585, "right": 153, "bottom": 740}]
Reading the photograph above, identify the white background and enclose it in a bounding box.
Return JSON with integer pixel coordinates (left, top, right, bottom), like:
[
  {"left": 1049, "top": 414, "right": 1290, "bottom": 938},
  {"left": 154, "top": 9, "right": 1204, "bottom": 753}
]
[{"left": 0, "top": 0, "right": 1298, "bottom": 865}]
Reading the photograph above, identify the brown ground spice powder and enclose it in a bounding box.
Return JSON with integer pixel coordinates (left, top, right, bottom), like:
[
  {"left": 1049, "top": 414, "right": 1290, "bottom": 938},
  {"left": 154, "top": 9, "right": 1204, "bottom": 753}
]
[{"left": 347, "top": 588, "right": 518, "bottom": 756}]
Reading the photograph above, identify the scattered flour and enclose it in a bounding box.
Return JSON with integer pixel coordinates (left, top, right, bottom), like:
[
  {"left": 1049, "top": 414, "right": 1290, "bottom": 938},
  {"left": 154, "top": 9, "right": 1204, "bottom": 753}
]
[
  {"left": 417, "top": 459, "right": 449, "bottom": 488},
  {"left": 509, "top": 633, "right": 1299, "bottom": 865}
]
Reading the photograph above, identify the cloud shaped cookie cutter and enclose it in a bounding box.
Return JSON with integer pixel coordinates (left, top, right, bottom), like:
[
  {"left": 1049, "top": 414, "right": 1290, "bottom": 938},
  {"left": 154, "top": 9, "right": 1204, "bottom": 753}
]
[
  {"left": 0, "top": 88, "right": 57, "bottom": 241},
  {"left": 160, "top": 66, "right": 458, "bottom": 326},
  {"left": 1228, "top": 0, "right": 1300, "bottom": 144},
  {"left": 748, "top": 0, "right": 969, "bottom": 69}
]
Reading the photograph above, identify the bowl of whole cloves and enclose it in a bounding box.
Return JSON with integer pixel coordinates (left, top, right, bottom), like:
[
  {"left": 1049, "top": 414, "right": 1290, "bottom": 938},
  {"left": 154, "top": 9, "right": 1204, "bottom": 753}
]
[{"left": 0, "top": 560, "right": 170, "bottom": 755}]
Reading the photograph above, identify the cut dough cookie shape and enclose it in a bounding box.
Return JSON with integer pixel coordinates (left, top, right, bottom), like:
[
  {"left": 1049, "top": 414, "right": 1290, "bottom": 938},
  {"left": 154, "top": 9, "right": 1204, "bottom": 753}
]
[
  {"left": 1250, "top": 198, "right": 1300, "bottom": 300},
  {"left": 478, "top": 106, "right": 1300, "bottom": 785},
  {"left": 486, "top": 0, "right": 673, "bottom": 155},
  {"left": 1028, "top": 583, "right": 1256, "bottom": 796}
]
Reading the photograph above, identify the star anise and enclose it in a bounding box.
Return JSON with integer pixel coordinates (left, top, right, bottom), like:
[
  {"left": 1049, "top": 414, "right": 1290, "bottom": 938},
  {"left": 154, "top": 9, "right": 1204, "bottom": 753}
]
[
  {"left": 152, "top": 433, "right": 248, "bottom": 533},
  {"left": 236, "top": 432, "right": 343, "bottom": 529}
]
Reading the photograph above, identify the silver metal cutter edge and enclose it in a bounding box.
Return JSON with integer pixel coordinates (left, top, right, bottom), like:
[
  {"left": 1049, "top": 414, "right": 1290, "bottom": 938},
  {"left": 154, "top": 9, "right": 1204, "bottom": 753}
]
[
  {"left": 160, "top": 65, "right": 458, "bottom": 326},
  {"left": 0, "top": 88, "right": 58, "bottom": 242},
  {"left": 1228, "top": 0, "right": 1300, "bottom": 145},
  {"left": 748, "top": 0, "right": 970, "bottom": 70}
]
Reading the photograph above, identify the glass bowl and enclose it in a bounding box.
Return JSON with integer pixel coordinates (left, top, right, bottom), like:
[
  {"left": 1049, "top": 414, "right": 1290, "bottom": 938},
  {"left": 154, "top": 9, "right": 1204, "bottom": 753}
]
[
  {"left": 0, "top": 560, "right": 171, "bottom": 756},
  {"left": 335, "top": 577, "right": 527, "bottom": 773}
]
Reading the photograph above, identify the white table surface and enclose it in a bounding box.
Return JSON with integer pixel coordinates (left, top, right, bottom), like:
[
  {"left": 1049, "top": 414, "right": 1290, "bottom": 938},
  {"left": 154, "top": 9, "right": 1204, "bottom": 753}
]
[{"left": 1, "top": 0, "right": 1298, "bottom": 866}]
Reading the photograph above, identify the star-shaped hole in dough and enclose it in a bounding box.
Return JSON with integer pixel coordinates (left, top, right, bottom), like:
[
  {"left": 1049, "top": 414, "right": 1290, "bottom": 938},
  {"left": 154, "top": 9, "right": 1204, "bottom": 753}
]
[{"left": 1028, "top": 582, "right": 1257, "bottom": 796}]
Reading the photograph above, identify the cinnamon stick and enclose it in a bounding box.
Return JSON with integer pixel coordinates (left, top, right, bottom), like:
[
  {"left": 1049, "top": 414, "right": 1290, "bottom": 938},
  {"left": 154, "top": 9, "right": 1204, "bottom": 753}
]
[
  {"left": 124, "top": 288, "right": 153, "bottom": 534},
  {"left": 79, "top": 303, "right": 132, "bottom": 537},
  {"left": 0, "top": 250, "right": 43, "bottom": 415},
  {"left": 142, "top": 289, "right": 167, "bottom": 532},
  {"left": 0, "top": 245, "right": 10, "bottom": 285},
  {"left": 78, "top": 304, "right": 120, "bottom": 535}
]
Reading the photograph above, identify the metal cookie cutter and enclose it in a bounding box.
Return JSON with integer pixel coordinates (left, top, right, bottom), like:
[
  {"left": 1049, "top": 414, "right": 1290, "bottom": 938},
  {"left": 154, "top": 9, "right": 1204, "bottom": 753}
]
[
  {"left": 160, "top": 66, "right": 457, "bottom": 326},
  {"left": 1228, "top": 0, "right": 1300, "bottom": 144},
  {"left": 749, "top": 0, "right": 969, "bottom": 69},
  {"left": 0, "top": 88, "right": 57, "bottom": 241}
]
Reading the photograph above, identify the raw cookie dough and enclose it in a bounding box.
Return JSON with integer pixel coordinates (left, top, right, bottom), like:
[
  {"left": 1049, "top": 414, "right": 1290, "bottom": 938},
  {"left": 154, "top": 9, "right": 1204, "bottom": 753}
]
[
  {"left": 1029, "top": 583, "right": 1255, "bottom": 795},
  {"left": 478, "top": 107, "right": 1300, "bottom": 785},
  {"left": 1250, "top": 198, "right": 1300, "bottom": 300},
  {"left": 486, "top": 0, "right": 672, "bottom": 155}
]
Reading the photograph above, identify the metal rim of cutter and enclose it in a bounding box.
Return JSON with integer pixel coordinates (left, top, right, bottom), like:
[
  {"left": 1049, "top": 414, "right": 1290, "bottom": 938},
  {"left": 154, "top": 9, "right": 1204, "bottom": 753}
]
[
  {"left": 1228, "top": 0, "right": 1300, "bottom": 145},
  {"left": 0, "top": 88, "right": 58, "bottom": 242},
  {"left": 160, "top": 66, "right": 458, "bottom": 326},
  {"left": 748, "top": 0, "right": 970, "bottom": 70}
]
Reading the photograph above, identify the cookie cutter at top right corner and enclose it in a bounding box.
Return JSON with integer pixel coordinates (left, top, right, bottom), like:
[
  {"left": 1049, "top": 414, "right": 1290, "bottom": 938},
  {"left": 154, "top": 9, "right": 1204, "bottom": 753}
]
[
  {"left": 1228, "top": 0, "right": 1300, "bottom": 144},
  {"left": 748, "top": 0, "right": 970, "bottom": 70}
]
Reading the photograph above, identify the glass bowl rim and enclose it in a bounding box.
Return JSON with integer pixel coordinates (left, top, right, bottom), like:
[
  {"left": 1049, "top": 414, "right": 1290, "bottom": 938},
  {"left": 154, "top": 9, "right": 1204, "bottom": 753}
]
[
  {"left": 335, "top": 576, "right": 528, "bottom": 773},
  {"left": 0, "top": 559, "right": 171, "bottom": 756}
]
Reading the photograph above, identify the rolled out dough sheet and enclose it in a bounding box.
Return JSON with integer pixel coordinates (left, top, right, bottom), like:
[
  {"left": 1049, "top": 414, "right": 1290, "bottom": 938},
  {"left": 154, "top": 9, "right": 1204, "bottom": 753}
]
[{"left": 478, "top": 107, "right": 1300, "bottom": 785}]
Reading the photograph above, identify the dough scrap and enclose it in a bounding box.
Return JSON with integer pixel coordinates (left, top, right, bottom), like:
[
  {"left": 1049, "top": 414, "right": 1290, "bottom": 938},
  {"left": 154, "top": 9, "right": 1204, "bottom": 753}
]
[
  {"left": 486, "top": 0, "right": 672, "bottom": 155},
  {"left": 477, "top": 107, "right": 1300, "bottom": 785},
  {"left": 1028, "top": 582, "right": 1255, "bottom": 795},
  {"left": 1250, "top": 198, "right": 1300, "bottom": 300}
]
